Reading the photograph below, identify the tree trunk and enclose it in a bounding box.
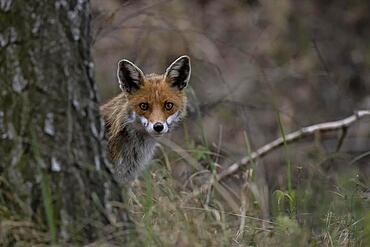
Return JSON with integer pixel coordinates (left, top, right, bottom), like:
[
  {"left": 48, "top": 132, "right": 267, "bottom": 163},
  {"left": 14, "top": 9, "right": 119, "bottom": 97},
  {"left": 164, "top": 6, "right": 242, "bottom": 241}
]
[{"left": 0, "top": 0, "right": 127, "bottom": 244}]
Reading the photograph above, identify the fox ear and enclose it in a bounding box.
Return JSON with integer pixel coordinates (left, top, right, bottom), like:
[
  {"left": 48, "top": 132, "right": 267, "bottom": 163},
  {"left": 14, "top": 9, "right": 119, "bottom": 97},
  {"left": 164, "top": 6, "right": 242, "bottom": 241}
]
[
  {"left": 165, "top": 55, "right": 191, "bottom": 90},
  {"left": 117, "top": 59, "right": 145, "bottom": 93}
]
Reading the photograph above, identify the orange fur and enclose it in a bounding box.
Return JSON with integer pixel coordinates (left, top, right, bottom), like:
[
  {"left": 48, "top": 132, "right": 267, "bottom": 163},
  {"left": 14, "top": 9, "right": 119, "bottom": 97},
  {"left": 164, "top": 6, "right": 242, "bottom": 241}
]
[{"left": 127, "top": 74, "right": 187, "bottom": 123}]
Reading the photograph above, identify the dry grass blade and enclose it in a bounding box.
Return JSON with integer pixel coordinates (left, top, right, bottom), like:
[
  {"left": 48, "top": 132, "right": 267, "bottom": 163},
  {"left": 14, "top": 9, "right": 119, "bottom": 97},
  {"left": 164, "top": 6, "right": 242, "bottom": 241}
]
[
  {"left": 159, "top": 138, "right": 240, "bottom": 212},
  {"left": 159, "top": 138, "right": 203, "bottom": 171}
]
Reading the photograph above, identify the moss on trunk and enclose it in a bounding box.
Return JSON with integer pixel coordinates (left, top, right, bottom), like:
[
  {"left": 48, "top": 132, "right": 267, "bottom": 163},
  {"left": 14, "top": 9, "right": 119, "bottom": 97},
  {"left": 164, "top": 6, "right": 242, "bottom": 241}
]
[{"left": 0, "top": 1, "right": 129, "bottom": 244}]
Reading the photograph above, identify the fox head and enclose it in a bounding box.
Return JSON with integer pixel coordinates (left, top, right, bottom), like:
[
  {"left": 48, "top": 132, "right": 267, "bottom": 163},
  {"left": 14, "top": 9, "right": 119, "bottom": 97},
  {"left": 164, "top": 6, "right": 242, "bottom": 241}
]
[{"left": 117, "top": 55, "right": 191, "bottom": 136}]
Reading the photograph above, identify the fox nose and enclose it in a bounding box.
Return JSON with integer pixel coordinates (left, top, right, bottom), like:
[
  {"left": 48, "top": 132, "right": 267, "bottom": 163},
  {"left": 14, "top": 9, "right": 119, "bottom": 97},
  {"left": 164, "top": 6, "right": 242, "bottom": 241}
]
[{"left": 153, "top": 122, "right": 164, "bottom": 133}]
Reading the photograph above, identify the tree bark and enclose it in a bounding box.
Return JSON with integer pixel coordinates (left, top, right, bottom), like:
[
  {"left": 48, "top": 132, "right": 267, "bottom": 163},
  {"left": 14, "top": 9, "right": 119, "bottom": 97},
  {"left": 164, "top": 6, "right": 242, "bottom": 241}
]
[{"left": 0, "top": 0, "right": 127, "bottom": 244}]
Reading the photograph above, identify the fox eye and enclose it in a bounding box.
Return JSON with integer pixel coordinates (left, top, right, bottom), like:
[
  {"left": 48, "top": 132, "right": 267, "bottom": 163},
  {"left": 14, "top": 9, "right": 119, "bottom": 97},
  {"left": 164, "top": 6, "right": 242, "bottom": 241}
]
[
  {"left": 139, "top": 102, "right": 149, "bottom": 111},
  {"left": 164, "top": 102, "right": 173, "bottom": 111}
]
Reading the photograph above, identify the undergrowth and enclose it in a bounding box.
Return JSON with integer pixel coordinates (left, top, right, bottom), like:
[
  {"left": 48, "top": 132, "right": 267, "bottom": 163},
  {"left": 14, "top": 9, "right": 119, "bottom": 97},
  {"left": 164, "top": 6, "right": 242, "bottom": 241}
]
[
  {"left": 124, "top": 137, "right": 369, "bottom": 247},
  {"left": 1, "top": 129, "right": 369, "bottom": 246}
]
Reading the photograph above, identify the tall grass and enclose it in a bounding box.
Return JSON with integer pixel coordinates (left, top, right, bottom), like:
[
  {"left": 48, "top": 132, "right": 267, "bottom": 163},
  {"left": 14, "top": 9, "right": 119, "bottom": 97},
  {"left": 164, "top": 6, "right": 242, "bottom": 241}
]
[
  {"left": 125, "top": 114, "right": 369, "bottom": 246},
  {"left": 1, "top": 119, "right": 368, "bottom": 246},
  {"left": 31, "top": 131, "right": 57, "bottom": 244},
  {"left": 276, "top": 111, "right": 296, "bottom": 217}
]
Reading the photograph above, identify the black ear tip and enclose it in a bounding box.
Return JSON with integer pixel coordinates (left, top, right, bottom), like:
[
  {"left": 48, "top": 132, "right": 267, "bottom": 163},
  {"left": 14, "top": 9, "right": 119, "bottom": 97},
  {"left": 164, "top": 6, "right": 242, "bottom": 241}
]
[
  {"left": 118, "top": 59, "right": 132, "bottom": 68},
  {"left": 179, "top": 55, "right": 190, "bottom": 63}
]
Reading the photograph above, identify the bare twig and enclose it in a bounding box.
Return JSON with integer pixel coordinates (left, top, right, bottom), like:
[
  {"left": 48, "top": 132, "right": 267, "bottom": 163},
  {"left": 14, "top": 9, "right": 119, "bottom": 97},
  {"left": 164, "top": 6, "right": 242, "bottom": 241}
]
[
  {"left": 190, "top": 110, "right": 370, "bottom": 198},
  {"left": 219, "top": 110, "right": 370, "bottom": 180}
]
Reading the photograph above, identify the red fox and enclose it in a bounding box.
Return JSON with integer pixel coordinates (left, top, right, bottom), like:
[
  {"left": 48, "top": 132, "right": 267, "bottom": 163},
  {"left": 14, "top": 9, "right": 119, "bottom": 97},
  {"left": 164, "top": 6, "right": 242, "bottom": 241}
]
[{"left": 100, "top": 56, "right": 191, "bottom": 182}]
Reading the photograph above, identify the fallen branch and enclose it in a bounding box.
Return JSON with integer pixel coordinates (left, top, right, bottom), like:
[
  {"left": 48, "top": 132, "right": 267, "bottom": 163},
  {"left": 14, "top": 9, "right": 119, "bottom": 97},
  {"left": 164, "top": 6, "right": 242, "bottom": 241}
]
[
  {"left": 190, "top": 110, "right": 370, "bottom": 198},
  {"left": 219, "top": 110, "right": 370, "bottom": 180}
]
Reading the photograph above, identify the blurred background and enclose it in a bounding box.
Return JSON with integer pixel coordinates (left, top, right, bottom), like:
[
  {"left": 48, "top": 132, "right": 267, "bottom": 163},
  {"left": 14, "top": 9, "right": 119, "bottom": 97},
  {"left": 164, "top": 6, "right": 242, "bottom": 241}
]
[{"left": 91, "top": 0, "right": 370, "bottom": 245}]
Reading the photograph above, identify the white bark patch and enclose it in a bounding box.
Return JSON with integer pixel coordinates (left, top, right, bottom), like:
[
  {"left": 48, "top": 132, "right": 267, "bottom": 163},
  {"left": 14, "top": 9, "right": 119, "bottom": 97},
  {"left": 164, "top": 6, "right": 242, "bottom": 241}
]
[
  {"left": 60, "top": 209, "right": 69, "bottom": 240},
  {"left": 44, "top": 113, "right": 55, "bottom": 136},
  {"left": 31, "top": 13, "right": 41, "bottom": 34},
  {"left": 0, "top": 111, "right": 4, "bottom": 139},
  {"left": 90, "top": 122, "right": 99, "bottom": 138},
  {"left": 0, "top": 33, "right": 6, "bottom": 47},
  {"left": 12, "top": 69, "right": 27, "bottom": 93},
  {"left": 51, "top": 157, "right": 61, "bottom": 172},
  {"left": 55, "top": 0, "right": 67, "bottom": 10},
  {"left": 104, "top": 182, "right": 114, "bottom": 222},
  {"left": 65, "top": 0, "right": 86, "bottom": 41},
  {"left": 71, "top": 28, "right": 80, "bottom": 41},
  {"left": 0, "top": 0, "right": 12, "bottom": 12},
  {"left": 94, "top": 155, "right": 101, "bottom": 171},
  {"left": 6, "top": 122, "right": 15, "bottom": 140},
  {"left": 72, "top": 99, "right": 80, "bottom": 111}
]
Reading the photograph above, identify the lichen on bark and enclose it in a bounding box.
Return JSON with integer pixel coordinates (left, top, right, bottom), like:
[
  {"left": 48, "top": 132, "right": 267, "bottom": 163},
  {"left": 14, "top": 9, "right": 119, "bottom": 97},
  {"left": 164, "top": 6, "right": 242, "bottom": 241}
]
[{"left": 0, "top": 1, "right": 128, "bottom": 244}]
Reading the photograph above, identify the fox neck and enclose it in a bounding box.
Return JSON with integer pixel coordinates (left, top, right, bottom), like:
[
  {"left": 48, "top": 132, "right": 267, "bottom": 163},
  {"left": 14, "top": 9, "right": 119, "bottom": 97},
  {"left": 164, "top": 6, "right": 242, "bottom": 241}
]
[
  {"left": 112, "top": 124, "right": 157, "bottom": 182},
  {"left": 100, "top": 94, "right": 158, "bottom": 181}
]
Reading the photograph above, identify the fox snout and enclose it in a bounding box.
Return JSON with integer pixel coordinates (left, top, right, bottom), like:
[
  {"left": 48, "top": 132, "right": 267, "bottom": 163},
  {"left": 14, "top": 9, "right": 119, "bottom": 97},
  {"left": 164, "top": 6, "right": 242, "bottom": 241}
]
[
  {"left": 153, "top": 122, "right": 164, "bottom": 133},
  {"left": 135, "top": 111, "right": 180, "bottom": 136},
  {"left": 142, "top": 118, "right": 168, "bottom": 135}
]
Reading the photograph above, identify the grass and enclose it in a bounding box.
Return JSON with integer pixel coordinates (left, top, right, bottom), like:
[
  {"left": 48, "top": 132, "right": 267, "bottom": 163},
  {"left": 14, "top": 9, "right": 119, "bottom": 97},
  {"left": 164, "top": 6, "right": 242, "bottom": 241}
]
[
  {"left": 1, "top": 121, "right": 369, "bottom": 246},
  {"left": 1, "top": 157, "right": 368, "bottom": 247},
  {"left": 276, "top": 111, "right": 296, "bottom": 217},
  {"left": 31, "top": 131, "right": 57, "bottom": 244},
  {"left": 124, "top": 132, "right": 369, "bottom": 246}
]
